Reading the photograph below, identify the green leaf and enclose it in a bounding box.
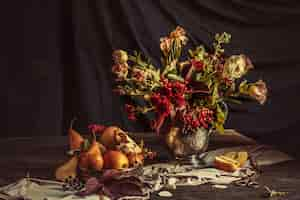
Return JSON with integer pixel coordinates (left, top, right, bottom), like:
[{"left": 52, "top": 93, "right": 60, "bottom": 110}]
[
  {"left": 215, "top": 123, "right": 225, "bottom": 134},
  {"left": 211, "top": 83, "right": 219, "bottom": 105},
  {"left": 81, "top": 139, "right": 90, "bottom": 152},
  {"left": 214, "top": 102, "right": 226, "bottom": 134},
  {"left": 167, "top": 73, "right": 185, "bottom": 82},
  {"left": 216, "top": 103, "right": 226, "bottom": 122},
  {"left": 224, "top": 97, "right": 242, "bottom": 105}
]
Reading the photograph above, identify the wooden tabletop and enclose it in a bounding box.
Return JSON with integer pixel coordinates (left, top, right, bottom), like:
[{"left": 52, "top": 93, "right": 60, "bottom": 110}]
[{"left": 0, "top": 133, "right": 300, "bottom": 199}]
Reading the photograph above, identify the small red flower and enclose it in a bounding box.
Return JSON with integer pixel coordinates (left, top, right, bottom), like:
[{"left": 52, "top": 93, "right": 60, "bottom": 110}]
[
  {"left": 183, "top": 113, "right": 193, "bottom": 125},
  {"left": 191, "top": 119, "right": 200, "bottom": 128},
  {"left": 198, "top": 108, "right": 213, "bottom": 128},
  {"left": 125, "top": 104, "right": 137, "bottom": 121},
  {"left": 150, "top": 93, "right": 172, "bottom": 133},
  {"left": 160, "top": 86, "right": 172, "bottom": 97},
  {"left": 150, "top": 93, "right": 161, "bottom": 105},
  {"left": 172, "top": 95, "right": 185, "bottom": 108},
  {"left": 127, "top": 113, "right": 137, "bottom": 121},
  {"left": 132, "top": 69, "right": 145, "bottom": 82},
  {"left": 156, "top": 96, "right": 171, "bottom": 116},
  {"left": 88, "top": 124, "right": 106, "bottom": 134},
  {"left": 191, "top": 59, "right": 204, "bottom": 71}
]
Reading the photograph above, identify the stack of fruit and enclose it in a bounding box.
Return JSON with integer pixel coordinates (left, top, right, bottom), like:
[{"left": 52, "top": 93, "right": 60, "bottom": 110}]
[{"left": 55, "top": 121, "right": 155, "bottom": 182}]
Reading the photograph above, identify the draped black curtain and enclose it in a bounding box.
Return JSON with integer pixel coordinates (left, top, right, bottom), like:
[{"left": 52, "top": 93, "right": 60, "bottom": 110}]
[{"left": 5, "top": 0, "right": 300, "bottom": 153}]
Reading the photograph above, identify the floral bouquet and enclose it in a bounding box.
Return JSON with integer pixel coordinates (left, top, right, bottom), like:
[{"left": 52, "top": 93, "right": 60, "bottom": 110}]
[{"left": 111, "top": 27, "right": 267, "bottom": 156}]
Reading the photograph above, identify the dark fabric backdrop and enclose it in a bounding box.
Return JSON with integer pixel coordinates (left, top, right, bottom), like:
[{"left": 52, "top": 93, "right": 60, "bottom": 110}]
[{"left": 4, "top": 1, "right": 300, "bottom": 154}]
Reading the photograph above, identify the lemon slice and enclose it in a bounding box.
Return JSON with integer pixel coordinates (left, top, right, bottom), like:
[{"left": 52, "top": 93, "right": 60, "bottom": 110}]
[
  {"left": 214, "top": 155, "right": 239, "bottom": 172},
  {"left": 224, "top": 151, "right": 248, "bottom": 167}
]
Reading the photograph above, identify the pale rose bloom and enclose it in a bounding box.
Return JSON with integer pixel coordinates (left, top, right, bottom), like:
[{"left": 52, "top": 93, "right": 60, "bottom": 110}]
[
  {"left": 112, "top": 49, "right": 128, "bottom": 64},
  {"left": 131, "top": 68, "right": 146, "bottom": 82},
  {"left": 223, "top": 55, "right": 253, "bottom": 79},
  {"left": 248, "top": 80, "right": 267, "bottom": 104}
]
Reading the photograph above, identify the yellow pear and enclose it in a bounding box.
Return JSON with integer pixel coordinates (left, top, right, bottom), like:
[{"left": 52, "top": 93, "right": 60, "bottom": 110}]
[
  {"left": 88, "top": 141, "right": 104, "bottom": 171},
  {"left": 69, "top": 129, "right": 84, "bottom": 150},
  {"left": 55, "top": 156, "right": 78, "bottom": 181},
  {"left": 103, "top": 150, "right": 129, "bottom": 169},
  {"left": 79, "top": 141, "right": 104, "bottom": 171},
  {"left": 68, "top": 119, "right": 84, "bottom": 150}
]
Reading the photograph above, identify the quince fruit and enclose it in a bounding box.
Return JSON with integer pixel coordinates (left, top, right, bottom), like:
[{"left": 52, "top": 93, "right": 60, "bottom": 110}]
[{"left": 103, "top": 150, "right": 129, "bottom": 169}]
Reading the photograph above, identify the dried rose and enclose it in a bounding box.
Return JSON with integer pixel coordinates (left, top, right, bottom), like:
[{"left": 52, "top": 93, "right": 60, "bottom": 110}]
[
  {"left": 112, "top": 50, "right": 128, "bottom": 64},
  {"left": 248, "top": 80, "right": 267, "bottom": 104},
  {"left": 239, "top": 80, "right": 267, "bottom": 104},
  {"left": 160, "top": 37, "right": 172, "bottom": 56},
  {"left": 112, "top": 63, "right": 128, "bottom": 81},
  {"left": 160, "top": 26, "right": 188, "bottom": 56},
  {"left": 223, "top": 55, "right": 253, "bottom": 80},
  {"left": 131, "top": 68, "right": 146, "bottom": 82},
  {"left": 170, "top": 26, "right": 188, "bottom": 45}
]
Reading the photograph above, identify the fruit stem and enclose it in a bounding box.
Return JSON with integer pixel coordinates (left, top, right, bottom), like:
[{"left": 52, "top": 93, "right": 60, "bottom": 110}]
[
  {"left": 70, "top": 117, "right": 77, "bottom": 129},
  {"left": 92, "top": 132, "right": 96, "bottom": 141}
]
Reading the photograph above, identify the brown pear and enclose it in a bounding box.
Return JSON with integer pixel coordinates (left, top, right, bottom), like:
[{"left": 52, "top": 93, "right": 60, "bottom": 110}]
[
  {"left": 79, "top": 141, "right": 104, "bottom": 171},
  {"left": 68, "top": 119, "right": 84, "bottom": 150},
  {"left": 55, "top": 156, "right": 78, "bottom": 181}
]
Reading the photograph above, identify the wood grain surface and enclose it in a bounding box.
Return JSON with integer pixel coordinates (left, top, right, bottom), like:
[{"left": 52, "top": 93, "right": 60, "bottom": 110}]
[{"left": 0, "top": 133, "right": 299, "bottom": 199}]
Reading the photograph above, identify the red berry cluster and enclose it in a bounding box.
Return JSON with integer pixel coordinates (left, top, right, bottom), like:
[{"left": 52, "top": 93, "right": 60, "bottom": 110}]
[
  {"left": 182, "top": 107, "right": 214, "bottom": 129},
  {"left": 191, "top": 59, "right": 204, "bottom": 71},
  {"left": 124, "top": 104, "right": 137, "bottom": 121},
  {"left": 160, "top": 80, "right": 188, "bottom": 108},
  {"left": 150, "top": 94, "right": 172, "bottom": 117},
  {"left": 198, "top": 108, "right": 214, "bottom": 128}
]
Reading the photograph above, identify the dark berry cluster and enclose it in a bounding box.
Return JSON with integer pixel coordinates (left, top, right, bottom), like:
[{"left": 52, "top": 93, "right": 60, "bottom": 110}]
[{"left": 62, "top": 176, "right": 85, "bottom": 191}]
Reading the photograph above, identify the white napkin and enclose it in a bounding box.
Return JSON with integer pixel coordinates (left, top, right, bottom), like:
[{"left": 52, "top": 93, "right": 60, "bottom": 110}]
[{"left": 0, "top": 178, "right": 98, "bottom": 200}]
